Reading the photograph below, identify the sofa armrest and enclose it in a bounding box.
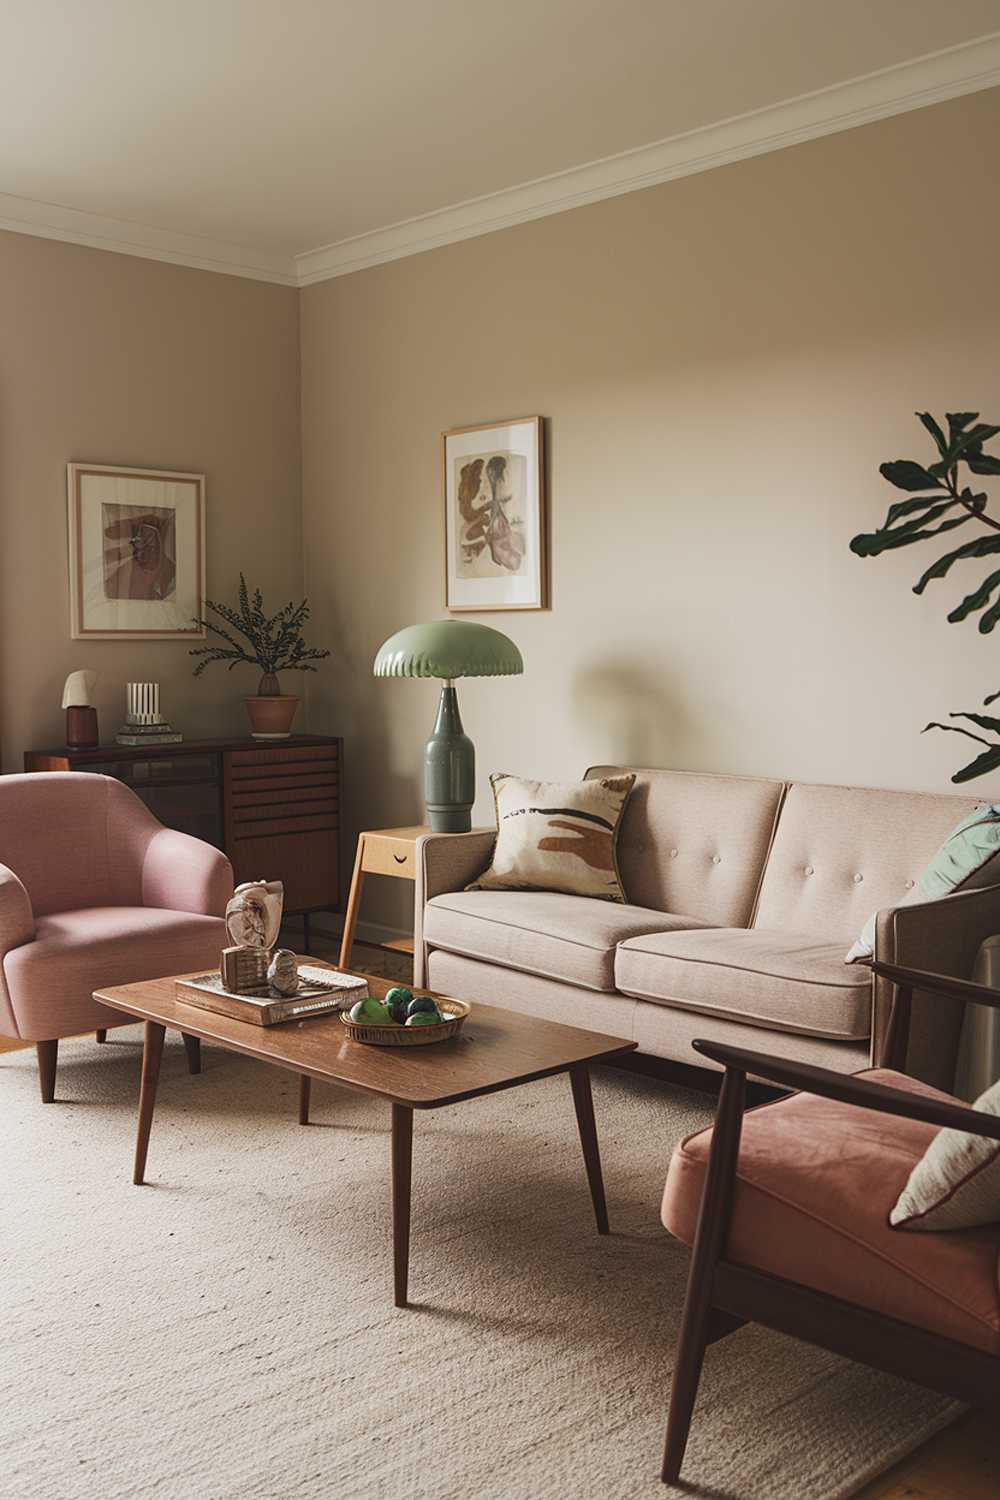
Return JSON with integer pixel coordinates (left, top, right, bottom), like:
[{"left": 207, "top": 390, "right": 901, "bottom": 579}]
[
  {"left": 0, "top": 864, "right": 35, "bottom": 1038},
  {"left": 141, "top": 827, "right": 234, "bottom": 918},
  {"left": 872, "top": 881, "right": 1000, "bottom": 1087},
  {"left": 413, "top": 830, "right": 496, "bottom": 986},
  {"left": 0, "top": 863, "right": 34, "bottom": 956}
]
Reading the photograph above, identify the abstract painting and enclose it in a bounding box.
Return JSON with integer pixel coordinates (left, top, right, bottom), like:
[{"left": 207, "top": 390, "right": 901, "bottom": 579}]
[
  {"left": 67, "top": 463, "right": 205, "bottom": 638},
  {"left": 443, "top": 417, "right": 546, "bottom": 610},
  {"left": 102, "top": 503, "right": 177, "bottom": 601}
]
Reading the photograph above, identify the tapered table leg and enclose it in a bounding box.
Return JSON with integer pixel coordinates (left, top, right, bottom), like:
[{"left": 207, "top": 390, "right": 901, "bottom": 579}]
[
  {"left": 299, "top": 1075, "right": 311, "bottom": 1125},
  {"left": 569, "top": 1063, "right": 609, "bottom": 1234},
  {"left": 95, "top": 1029, "right": 107, "bottom": 1044},
  {"left": 391, "top": 1104, "right": 414, "bottom": 1307},
  {"left": 133, "top": 1021, "right": 166, "bottom": 1185},
  {"left": 181, "top": 1032, "right": 201, "bottom": 1075}
]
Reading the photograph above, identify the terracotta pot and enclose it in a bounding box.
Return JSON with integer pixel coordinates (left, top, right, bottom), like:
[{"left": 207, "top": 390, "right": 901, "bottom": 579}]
[{"left": 244, "top": 694, "right": 299, "bottom": 739}]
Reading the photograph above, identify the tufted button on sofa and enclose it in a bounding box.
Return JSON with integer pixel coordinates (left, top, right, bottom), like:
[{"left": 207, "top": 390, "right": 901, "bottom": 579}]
[{"left": 415, "top": 767, "right": 1000, "bottom": 1089}]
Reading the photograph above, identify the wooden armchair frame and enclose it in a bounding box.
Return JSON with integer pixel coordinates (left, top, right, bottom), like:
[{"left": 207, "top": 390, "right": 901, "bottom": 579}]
[{"left": 662, "top": 960, "right": 1000, "bottom": 1485}]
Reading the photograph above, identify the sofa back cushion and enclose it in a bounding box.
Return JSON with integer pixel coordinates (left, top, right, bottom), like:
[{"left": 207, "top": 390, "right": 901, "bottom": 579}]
[
  {"left": 753, "top": 782, "right": 984, "bottom": 944},
  {"left": 585, "top": 766, "right": 785, "bottom": 926}
]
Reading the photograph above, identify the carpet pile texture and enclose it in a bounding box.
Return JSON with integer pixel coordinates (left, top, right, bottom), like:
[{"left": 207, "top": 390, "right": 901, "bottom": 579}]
[{"left": 1, "top": 1029, "right": 959, "bottom": 1498}]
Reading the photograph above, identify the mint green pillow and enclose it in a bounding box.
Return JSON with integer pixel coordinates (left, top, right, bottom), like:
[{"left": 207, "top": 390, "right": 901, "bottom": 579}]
[{"left": 846, "top": 805, "right": 1000, "bottom": 963}]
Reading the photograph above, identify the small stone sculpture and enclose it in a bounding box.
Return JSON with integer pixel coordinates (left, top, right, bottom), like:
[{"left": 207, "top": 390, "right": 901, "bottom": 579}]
[
  {"left": 224, "top": 880, "right": 284, "bottom": 951},
  {"left": 267, "top": 948, "right": 299, "bottom": 996}
]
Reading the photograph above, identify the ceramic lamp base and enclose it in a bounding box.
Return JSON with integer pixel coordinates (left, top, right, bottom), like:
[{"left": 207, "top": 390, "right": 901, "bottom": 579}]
[
  {"left": 424, "top": 683, "right": 474, "bottom": 833},
  {"left": 66, "top": 705, "right": 99, "bottom": 750}
]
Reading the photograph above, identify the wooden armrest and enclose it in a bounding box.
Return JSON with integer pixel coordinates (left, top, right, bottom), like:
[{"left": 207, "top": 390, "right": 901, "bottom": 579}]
[
  {"left": 868, "top": 960, "right": 1000, "bottom": 1013},
  {"left": 691, "top": 1038, "right": 1000, "bottom": 1141}
]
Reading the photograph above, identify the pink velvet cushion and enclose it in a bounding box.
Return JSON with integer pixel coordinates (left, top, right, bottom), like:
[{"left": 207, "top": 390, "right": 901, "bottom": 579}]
[
  {"left": 3, "top": 907, "right": 227, "bottom": 1040},
  {"left": 662, "top": 1069, "right": 1000, "bottom": 1354}
]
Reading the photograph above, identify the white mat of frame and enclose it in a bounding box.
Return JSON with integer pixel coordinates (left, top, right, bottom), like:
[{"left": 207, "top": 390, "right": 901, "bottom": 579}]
[{"left": 1, "top": 1030, "right": 959, "bottom": 1499}]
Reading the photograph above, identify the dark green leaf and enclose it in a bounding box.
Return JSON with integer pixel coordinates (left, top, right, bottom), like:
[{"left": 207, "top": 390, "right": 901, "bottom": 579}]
[
  {"left": 913, "top": 533, "right": 1000, "bottom": 593},
  {"left": 953, "top": 745, "right": 1000, "bottom": 783},
  {"left": 922, "top": 721, "right": 991, "bottom": 746},
  {"left": 980, "top": 597, "right": 1000, "bottom": 634},
  {"left": 884, "top": 494, "right": 955, "bottom": 527},
  {"left": 878, "top": 459, "right": 943, "bottom": 491},
  {"left": 851, "top": 508, "right": 969, "bottom": 557},
  {"left": 966, "top": 450, "right": 1000, "bottom": 476},
  {"left": 951, "top": 424, "right": 1000, "bottom": 461},
  {"left": 951, "top": 711, "right": 1000, "bottom": 734},
  {"left": 916, "top": 411, "right": 948, "bottom": 455},
  {"left": 946, "top": 412, "right": 979, "bottom": 442},
  {"left": 947, "top": 568, "right": 1000, "bottom": 622},
  {"left": 984, "top": 689, "right": 1000, "bottom": 706}
]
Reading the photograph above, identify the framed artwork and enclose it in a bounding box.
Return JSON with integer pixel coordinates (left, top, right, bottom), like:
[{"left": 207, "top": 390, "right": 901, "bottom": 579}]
[
  {"left": 443, "top": 416, "right": 546, "bottom": 611},
  {"left": 67, "top": 462, "right": 206, "bottom": 639}
]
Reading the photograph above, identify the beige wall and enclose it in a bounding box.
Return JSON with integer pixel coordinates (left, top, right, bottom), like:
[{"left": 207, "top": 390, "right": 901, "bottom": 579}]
[
  {"left": 301, "top": 87, "right": 1000, "bottom": 930},
  {"left": 4, "top": 90, "right": 1000, "bottom": 934},
  {"left": 0, "top": 233, "right": 302, "bottom": 766}
]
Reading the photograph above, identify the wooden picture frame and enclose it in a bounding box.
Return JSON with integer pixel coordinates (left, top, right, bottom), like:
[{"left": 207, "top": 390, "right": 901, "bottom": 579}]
[
  {"left": 67, "top": 462, "right": 206, "bottom": 640},
  {"left": 443, "top": 416, "right": 547, "bottom": 611}
]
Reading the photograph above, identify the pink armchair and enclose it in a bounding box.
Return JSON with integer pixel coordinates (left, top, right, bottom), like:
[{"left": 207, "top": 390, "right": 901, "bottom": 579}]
[{"left": 0, "top": 772, "right": 233, "bottom": 1101}]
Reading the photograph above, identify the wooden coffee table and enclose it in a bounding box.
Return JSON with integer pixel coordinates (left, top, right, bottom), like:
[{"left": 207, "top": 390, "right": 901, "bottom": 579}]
[{"left": 94, "top": 963, "right": 637, "bottom": 1307}]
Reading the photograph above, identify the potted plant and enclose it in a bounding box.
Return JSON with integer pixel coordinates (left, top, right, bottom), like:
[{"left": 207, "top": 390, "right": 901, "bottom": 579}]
[
  {"left": 190, "top": 575, "right": 330, "bottom": 738},
  {"left": 851, "top": 410, "right": 1000, "bottom": 780}
]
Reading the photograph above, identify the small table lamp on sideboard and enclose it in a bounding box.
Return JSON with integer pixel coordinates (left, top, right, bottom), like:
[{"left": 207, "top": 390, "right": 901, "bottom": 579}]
[{"left": 373, "top": 620, "right": 523, "bottom": 832}]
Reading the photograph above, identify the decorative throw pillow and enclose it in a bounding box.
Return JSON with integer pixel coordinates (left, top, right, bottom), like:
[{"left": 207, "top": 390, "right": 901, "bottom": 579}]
[
  {"left": 890, "top": 1078, "right": 1000, "bottom": 1231},
  {"left": 467, "top": 772, "right": 636, "bottom": 902},
  {"left": 845, "top": 804, "right": 1000, "bottom": 963}
]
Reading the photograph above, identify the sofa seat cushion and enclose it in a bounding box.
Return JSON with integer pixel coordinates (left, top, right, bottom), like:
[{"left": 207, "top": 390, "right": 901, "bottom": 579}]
[
  {"left": 3, "top": 906, "right": 227, "bottom": 1039},
  {"left": 424, "top": 889, "right": 712, "bottom": 992},
  {"left": 662, "top": 1069, "right": 1000, "bottom": 1355},
  {"left": 615, "top": 927, "right": 871, "bottom": 1040}
]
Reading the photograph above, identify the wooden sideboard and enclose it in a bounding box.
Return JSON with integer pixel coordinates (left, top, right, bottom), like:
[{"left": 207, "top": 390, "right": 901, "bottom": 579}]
[{"left": 24, "top": 736, "right": 342, "bottom": 944}]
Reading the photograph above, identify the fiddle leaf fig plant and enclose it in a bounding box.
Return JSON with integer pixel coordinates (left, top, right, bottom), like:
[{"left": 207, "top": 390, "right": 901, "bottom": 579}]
[
  {"left": 850, "top": 411, "right": 1000, "bottom": 782},
  {"left": 190, "top": 574, "right": 329, "bottom": 696}
]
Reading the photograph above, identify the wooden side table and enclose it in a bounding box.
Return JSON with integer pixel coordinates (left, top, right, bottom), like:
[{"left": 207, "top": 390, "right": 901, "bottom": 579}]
[
  {"left": 338, "top": 825, "right": 490, "bottom": 968},
  {"left": 338, "top": 826, "right": 428, "bottom": 968}
]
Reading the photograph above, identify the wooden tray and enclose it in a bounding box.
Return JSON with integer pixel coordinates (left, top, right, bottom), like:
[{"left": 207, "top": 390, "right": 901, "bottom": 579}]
[{"left": 340, "top": 997, "right": 470, "bottom": 1046}]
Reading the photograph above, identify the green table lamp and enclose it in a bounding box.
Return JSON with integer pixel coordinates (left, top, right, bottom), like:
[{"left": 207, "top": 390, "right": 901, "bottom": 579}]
[{"left": 373, "top": 620, "right": 523, "bottom": 832}]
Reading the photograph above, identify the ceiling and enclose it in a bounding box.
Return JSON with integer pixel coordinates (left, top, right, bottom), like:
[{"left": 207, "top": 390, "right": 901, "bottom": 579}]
[{"left": 2, "top": 0, "right": 1000, "bottom": 283}]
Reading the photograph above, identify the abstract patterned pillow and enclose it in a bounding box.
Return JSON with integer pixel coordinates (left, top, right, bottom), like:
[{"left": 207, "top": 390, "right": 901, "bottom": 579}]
[
  {"left": 467, "top": 772, "right": 636, "bottom": 903},
  {"left": 890, "top": 1077, "right": 1000, "bottom": 1231}
]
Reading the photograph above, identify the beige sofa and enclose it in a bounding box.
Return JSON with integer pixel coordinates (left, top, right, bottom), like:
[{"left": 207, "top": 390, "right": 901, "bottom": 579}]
[{"left": 414, "top": 766, "right": 1000, "bottom": 1089}]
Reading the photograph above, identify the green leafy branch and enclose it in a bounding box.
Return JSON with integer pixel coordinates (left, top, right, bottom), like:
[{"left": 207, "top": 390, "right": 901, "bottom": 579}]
[
  {"left": 850, "top": 411, "right": 1000, "bottom": 782},
  {"left": 190, "top": 574, "right": 330, "bottom": 680}
]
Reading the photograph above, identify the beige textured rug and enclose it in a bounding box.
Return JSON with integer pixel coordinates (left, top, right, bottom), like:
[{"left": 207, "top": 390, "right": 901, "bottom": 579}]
[{"left": 1, "top": 1029, "right": 959, "bottom": 1499}]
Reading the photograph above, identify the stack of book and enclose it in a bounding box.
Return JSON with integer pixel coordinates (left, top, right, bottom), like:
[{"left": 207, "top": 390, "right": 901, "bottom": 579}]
[
  {"left": 176, "top": 964, "right": 368, "bottom": 1026},
  {"left": 115, "top": 681, "right": 182, "bottom": 746}
]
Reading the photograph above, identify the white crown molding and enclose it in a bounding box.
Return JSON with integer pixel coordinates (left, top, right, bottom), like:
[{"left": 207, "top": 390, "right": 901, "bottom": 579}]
[
  {"left": 2, "top": 32, "right": 999, "bottom": 289},
  {"left": 296, "top": 30, "right": 1000, "bottom": 286},
  {"left": 0, "top": 192, "right": 297, "bottom": 285}
]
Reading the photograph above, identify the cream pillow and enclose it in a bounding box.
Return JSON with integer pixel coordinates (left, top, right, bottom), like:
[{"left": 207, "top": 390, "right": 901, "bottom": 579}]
[
  {"left": 890, "top": 1078, "right": 1000, "bottom": 1231},
  {"left": 467, "top": 772, "right": 635, "bottom": 903}
]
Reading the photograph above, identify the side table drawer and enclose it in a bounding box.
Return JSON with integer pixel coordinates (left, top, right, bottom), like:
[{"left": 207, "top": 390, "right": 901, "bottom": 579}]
[{"left": 363, "top": 834, "right": 417, "bottom": 879}]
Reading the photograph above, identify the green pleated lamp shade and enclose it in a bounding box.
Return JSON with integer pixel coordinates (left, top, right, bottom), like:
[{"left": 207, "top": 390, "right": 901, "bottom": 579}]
[{"left": 373, "top": 620, "right": 523, "bottom": 680}]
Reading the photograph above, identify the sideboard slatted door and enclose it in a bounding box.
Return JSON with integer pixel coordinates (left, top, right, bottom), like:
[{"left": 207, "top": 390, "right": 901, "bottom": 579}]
[{"left": 223, "top": 742, "right": 341, "bottom": 916}]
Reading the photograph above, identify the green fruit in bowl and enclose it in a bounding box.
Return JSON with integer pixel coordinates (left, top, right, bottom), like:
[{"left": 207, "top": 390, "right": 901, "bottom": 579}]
[
  {"left": 350, "top": 996, "right": 396, "bottom": 1025},
  {"left": 406, "top": 1010, "right": 442, "bottom": 1027},
  {"left": 407, "top": 995, "right": 439, "bottom": 1018},
  {"left": 385, "top": 985, "right": 414, "bottom": 1025}
]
